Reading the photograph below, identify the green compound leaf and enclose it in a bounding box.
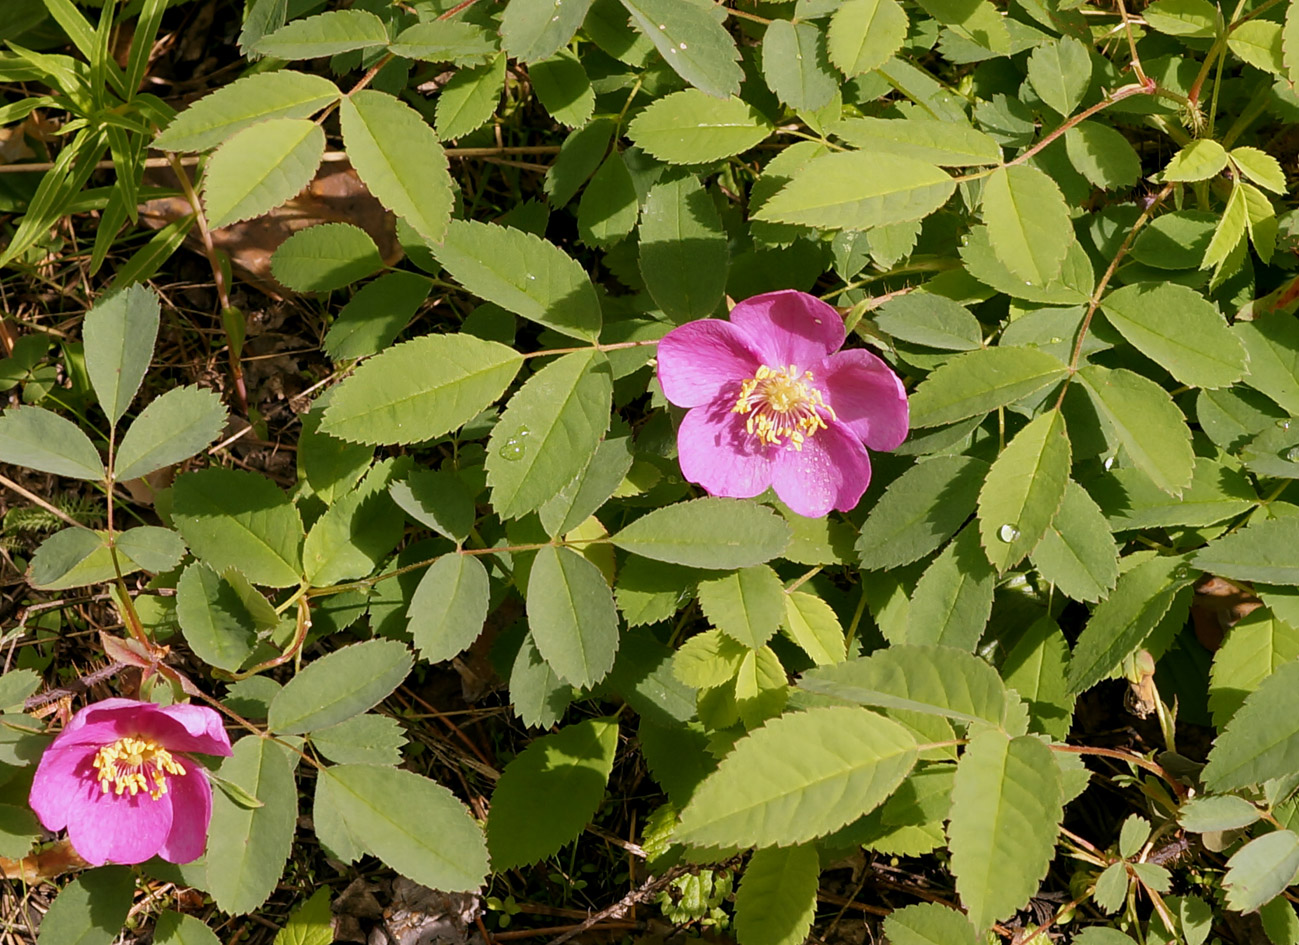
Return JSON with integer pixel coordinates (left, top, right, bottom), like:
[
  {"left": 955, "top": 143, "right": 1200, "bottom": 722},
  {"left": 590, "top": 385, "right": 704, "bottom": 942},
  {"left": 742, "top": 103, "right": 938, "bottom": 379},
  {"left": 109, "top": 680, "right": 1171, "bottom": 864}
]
[
  {"left": 1143, "top": 0, "right": 1217, "bottom": 37},
  {"left": 1026, "top": 36, "right": 1091, "bottom": 116},
  {"left": 324, "top": 269, "right": 431, "bottom": 362},
  {"left": 0, "top": 406, "right": 104, "bottom": 480},
  {"left": 502, "top": 0, "right": 594, "bottom": 62},
  {"left": 35, "top": 866, "right": 134, "bottom": 945},
  {"left": 270, "top": 222, "right": 383, "bottom": 293},
  {"left": 832, "top": 117, "right": 1000, "bottom": 167},
  {"left": 1066, "top": 555, "right": 1196, "bottom": 695},
  {"left": 527, "top": 545, "right": 620, "bottom": 688},
  {"left": 154, "top": 912, "right": 221, "bottom": 945},
  {"left": 1224, "top": 831, "right": 1299, "bottom": 913},
  {"left": 1208, "top": 607, "right": 1299, "bottom": 727},
  {"left": 1100, "top": 282, "right": 1248, "bottom": 389},
  {"left": 611, "top": 498, "right": 791, "bottom": 569},
  {"left": 1178, "top": 794, "right": 1263, "bottom": 833},
  {"left": 433, "top": 219, "right": 602, "bottom": 342},
  {"left": 28, "top": 528, "right": 116, "bottom": 591},
  {"left": 1163, "top": 138, "right": 1229, "bottom": 183},
  {"left": 1065, "top": 121, "right": 1141, "bottom": 190},
  {"left": 856, "top": 455, "right": 988, "bottom": 570},
  {"left": 268, "top": 640, "right": 413, "bottom": 735},
  {"left": 486, "top": 350, "right": 612, "bottom": 519},
  {"left": 576, "top": 152, "right": 637, "bottom": 247},
  {"left": 302, "top": 459, "right": 406, "bottom": 586},
  {"left": 531, "top": 51, "right": 595, "bottom": 128},
  {"left": 171, "top": 467, "right": 303, "bottom": 587},
  {"left": 976, "top": 408, "right": 1071, "bottom": 573},
  {"left": 827, "top": 0, "right": 908, "bottom": 77},
  {"left": 627, "top": 90, "right": 771, "bottom": 165},
  {"left": 408, "top": 553, "right": 490, "bottom": 663},
  {"left": 310, "top": 714, "right": 406, "bottom": 767},
  {"left": 1000, "top": 617, "right": 1075, "bottom": 741},
  {"left": 1193, "top": 515, "right": 1299, "bottom": 586},
  {"left": 798, "top": 643, "right": 1009, "bottom": 728},
  {"left": 762, "top": 19, "right": 837, "bottom": 112},
  {"left": 254, "top": 10, "right": 389, "bottom": 58},
  {"left": 1234, "top": 315, "right": 1299, "bottom": 415},
  {"left": 388, "top": 20, "right": 498, "bottom": 65},
  {"left": 83, "top": 283, "right": 159, "bottom": 426},
  {"left": 733, "top": 845, "right": 820, "bottom": 945},
  {"left": 1204, "top": 658, "right": 1299, "bottom": 791},
  {"left": 753, "top": 151, "right": 954, "bottom": 231},
  {"left": 202, "top": 118, "right": 325, "bottom": 229},
  {"left": 153, "top": 70, "right": 341, "bottom": 152},
  {"left": 909, "top": 346, "right": 1069, "bottom": 428},
  {"left": 486, "top": 718, "right": 618, "bottom": 869},
  {"left": 1096, "top": 456, "right": 1255, "bottom": 531},
  {"left": 436, "top": 55, "right": 505, "bottom": 141},
  {"left": 883, "top": 903, "right": 979, "bottom": 945},
  {"left": 618, "top": 0, "right": 743, "bottom": 98},
  {"left": 1076, "top": 365, "right": 1195, "bottom": 496},
  {"left": 176, "top": 562, "right": 259, "bottom": 673},
  {"left": 114, "top": 386, "right": 227, "bottom": 482},
  {"left": 698, "top": 565, "right": 785, "bottom": 650},
  {"left": 639, "top": 174, "right": 729, "bottom": 322},
  {"left": 675, "top": 706, "right": 917, "bottom": 848},
  {"left": 538, "top": 435, "right": 634, "bottom": 538},
  {"left": 873, "top": 294, "right": 982, "bottom": 349},
  {"left": 315, "top": 764, "right": 489, "bottom": 892},
  {"left": 981, "top": 165, "right": 1072, "bottom": 287},
  {"left": 782, "top": 590, "right": 847, "bottom": 665},
  {"left": 268, "top": 889, "right": 332, "bottom": 945},
  {"left": 319, "top": 333, "right": 523, "bottom": 446},
  {"left": 1030, "top": 481, "right": 1119, "bottom": 603},
  {"left": 206, "top": 737, "right": 297, "bottom": 915},
  {"left": 948, "top": 730, "right": 1063, "bottom": 932},
  {"left": 341, "top": 89, "right": 453, "bottom": 244},
  {"left": 903, "top": 524, "right": 995, "bottom": 651},
  {"left": 116, "top": 526, "right": 186, "bottom": 574}
]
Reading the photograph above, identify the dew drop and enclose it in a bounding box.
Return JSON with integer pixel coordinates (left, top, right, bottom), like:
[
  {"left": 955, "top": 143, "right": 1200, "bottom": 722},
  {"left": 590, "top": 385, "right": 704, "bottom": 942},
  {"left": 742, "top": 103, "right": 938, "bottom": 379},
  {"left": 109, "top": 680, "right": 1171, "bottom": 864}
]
[
  {"left": 658, "top": 22, "right": 666, "bottom": 28},
  {"left": 526, "top": 273, "right": 537, "bottom": 280},
  {"left": 1049, "top": 337, "right": 1063, "bottom": 345},
  {"left": 997, "top": 523, "right": 1020, "bottom": 543},
  {"left": 1287, "top": 446, "right": 1299, "bottom": 463},
  {"left": 1173, "top": 564, "right": 1191, "bottom": 580},
  {"left": 1103, "top": 456, "right": 1115, "bottom": 471},
  {"left": 668, "top": 47, "right": 676, "bottom": 53},
  {"left": 551, "top": 14, "right": 559, "bottom": 19},
  {"left": 498, "top": 437, "right": 525, "bottom": 461},
  {"left": 1278, "top": 419, "right": 1293, "bottom": 430},
  {"left": 678, "top": 42, "right": 687, "bottom": 49}
]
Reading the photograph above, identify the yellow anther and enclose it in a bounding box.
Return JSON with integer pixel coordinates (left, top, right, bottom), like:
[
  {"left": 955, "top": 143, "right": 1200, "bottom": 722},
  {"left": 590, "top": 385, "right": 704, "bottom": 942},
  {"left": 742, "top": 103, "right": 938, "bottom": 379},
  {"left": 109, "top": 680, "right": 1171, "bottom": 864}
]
[
  {"left": 731, "top": 364, "right": 835, "bottom": 451},
  {"left": 92, "top": 736, "right": 186, "bottom": 800}
]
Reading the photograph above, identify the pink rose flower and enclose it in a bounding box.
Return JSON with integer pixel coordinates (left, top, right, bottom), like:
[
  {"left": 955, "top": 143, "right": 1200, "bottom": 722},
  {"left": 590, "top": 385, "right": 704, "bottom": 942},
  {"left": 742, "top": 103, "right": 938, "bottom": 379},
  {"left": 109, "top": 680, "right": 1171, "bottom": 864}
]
[
  {"left": 29, "top": 698, "right": 233, "bottom": 866},
  {"left": 656, "top": 290, "right": 909, "bottom": 518}
]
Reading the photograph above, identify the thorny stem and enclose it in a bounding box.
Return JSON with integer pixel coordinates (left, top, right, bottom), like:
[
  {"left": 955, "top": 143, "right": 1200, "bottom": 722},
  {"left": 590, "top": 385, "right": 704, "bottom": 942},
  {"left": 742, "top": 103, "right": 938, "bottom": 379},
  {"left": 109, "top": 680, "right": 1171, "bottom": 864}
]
[
  {"left": 955, "top": 80, "right": 1158, "bottom": 186},
  {"left": 523, "top": 339, "right": 660, "bottom": 359},
  {"left": 1053, "top": 181, "right": 1175, "bottom": 409}
]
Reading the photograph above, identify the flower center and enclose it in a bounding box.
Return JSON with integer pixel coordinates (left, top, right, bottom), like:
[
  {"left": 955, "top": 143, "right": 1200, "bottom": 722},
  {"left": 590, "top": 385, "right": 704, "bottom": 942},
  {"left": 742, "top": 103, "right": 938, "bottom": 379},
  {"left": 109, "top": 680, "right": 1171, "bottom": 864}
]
[
  {"left": 92, "top": 736, "right": 186, "bottom": 800},
  {"left": 731, "top": 364, "right": 836, "bottom": 450}
]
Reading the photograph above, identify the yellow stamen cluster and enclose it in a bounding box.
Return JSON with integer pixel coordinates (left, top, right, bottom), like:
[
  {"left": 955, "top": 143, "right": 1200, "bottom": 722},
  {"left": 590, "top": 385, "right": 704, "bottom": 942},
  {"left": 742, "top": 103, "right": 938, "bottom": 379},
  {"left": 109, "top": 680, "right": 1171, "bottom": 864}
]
[
  {"left": 92, "top": 736, "right": 186, "bottom": 800},
  {"left": 732, "top": 364, "right": 836, "bottom": 451}
]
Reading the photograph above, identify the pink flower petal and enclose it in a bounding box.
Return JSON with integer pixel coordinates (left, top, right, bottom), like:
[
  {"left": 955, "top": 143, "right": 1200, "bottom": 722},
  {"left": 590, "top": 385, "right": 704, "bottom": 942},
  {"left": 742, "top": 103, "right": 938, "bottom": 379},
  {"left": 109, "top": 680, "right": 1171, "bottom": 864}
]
[
  {"left": 817, "top": 348, "right": 910, "bottom": 452},
  {"left": 156, "top": 705, "right": 233, "bottom": 758},
  {"left": 771, "top": 421, "right": 872, "bottom": 518},
  {"left": 52, "top": 701, "right": 230, "bottom": 757},
  {"left": 157, "top": 767, "right": 212, "bottom": 863},
  {"left": 66, "top": 783, "right": 174, "bottom": 866},
  {"left": 729, "top": 290, "right": 846, "bottom": 370},
  {"left": 677, "top": 403, "right": 773, "bottom": 500},
  {"left": 29, "top": 744, "right": 98, "bottom": 832},
  {"left": 657, "top": 319, "right": 762, "bottom": 409}
]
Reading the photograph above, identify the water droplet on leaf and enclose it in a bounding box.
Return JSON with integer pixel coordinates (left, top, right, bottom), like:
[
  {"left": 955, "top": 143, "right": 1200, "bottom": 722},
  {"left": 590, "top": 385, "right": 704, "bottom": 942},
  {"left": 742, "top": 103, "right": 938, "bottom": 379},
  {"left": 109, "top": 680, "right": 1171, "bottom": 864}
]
[
  {"left": 997, "top": 523, "right": 1020, "bottom": 543},
  {"left": 1279, "top": 419, "right": 1294, "bottom": 430},
  {"left": 1287, "top": 446, "right": 1299, "bottom": 463},
  {"left": 498, "top": 435, "right": 527, "bottom": 461},
  {"left": 1103, "top": 456, "right": 1115, "bottom": 471}
]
